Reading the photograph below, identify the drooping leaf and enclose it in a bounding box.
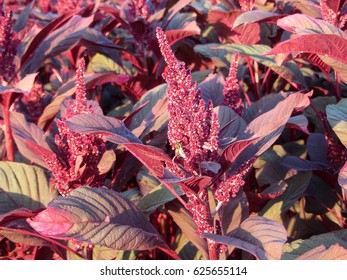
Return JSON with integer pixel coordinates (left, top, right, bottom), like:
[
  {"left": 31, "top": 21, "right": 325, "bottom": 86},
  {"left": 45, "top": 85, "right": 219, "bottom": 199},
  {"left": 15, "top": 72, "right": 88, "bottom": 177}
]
[
  {"left": 11, "top": 112, "right": 56, "bottom": 168},
  {"left": 326, "top": 98, "right": 347, "bottom": 148},
  {"left": 0, "top": 208, "right": 40, "bottom": 226},
  {"left": 194, "top": 44, "right": 231, "bottom": 67},
  {"left": 27, "top": 186, "right": 166, "bottom": 251},
  {"left": 203, "top": 216, "right": 287, "bottom": 260},
  {"left": 266, "top": 34, "right": 347, "bottom": 83},
  {"left": 0, "top": 162, "right": 57, "bottom": 214},
  {"left": 163, "top": 29, "right": 199, "bottom": 46},
  {"left": 13, "top": 0, "right": 35, "bottom": 33}
]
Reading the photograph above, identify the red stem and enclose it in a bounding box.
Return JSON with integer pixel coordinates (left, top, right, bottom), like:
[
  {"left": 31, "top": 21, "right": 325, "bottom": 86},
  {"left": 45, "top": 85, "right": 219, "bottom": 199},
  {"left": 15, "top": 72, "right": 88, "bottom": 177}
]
[
  {"left": 245, "top": 57, "right": 260, "bottom": 100},
  {"left": 1, "top": 104, "right": 14, "bottom": 161}
]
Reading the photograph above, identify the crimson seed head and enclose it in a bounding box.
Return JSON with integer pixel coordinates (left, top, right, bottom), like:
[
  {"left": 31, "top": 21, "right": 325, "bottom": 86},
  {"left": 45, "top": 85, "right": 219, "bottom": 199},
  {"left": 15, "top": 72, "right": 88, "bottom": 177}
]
[
  {"left": 0, "top": 8, "right": 18, "bottom": 84},
  {"left": 325, "top": 134, "right": 347, "bottom": 173},
  {"left": 156, "top": 27, "right": 220, "bottom": 175},
  {"left": 239, "top": 0, "right": 255, "bottom": 11}
]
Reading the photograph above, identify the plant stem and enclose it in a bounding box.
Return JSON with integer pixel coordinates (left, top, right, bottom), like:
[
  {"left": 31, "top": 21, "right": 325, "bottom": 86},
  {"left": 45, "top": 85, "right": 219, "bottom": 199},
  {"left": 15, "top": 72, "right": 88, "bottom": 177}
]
[
  {"left": 335, "top": 71, "right": 342, "bottom": 102},
  {"left": 1, "top": 104, "right": 14, "bottom": 161},
  {"left": 207, "top": 239, "right": 218, "bottom": 260}
]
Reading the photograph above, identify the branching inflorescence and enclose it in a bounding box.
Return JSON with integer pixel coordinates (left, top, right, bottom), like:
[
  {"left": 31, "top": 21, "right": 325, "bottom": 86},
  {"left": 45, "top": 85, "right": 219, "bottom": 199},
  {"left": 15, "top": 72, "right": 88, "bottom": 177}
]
[{"left": 44, "top": 59, "right": 106, "bottom": 196}]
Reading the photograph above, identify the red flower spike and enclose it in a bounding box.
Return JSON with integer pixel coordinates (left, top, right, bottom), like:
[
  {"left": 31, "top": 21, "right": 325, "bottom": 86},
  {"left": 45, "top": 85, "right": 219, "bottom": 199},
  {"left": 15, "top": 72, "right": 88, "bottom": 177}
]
[
  {"left": 222, "top": 54, "right": 244, "bottom": 116},
  {"left": 0, "top": 8, "right": 18, "bottom": 84},
  {"left": 156, "top": 27, "right": 220, "bottom": 175}
]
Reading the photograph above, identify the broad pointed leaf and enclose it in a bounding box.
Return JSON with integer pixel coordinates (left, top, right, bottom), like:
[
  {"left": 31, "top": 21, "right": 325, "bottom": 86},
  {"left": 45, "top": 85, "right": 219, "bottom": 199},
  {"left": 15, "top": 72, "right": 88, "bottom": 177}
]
[
  {"left": 0, "top": 162, "right": 57, "bottom": 214},
  {"left": 233, "top": 11, "right": 281, "bottom": 28},
  {"left": 203, "top": 216, "right": 287, "bottom": 260},
  {"left": 11, "top": 112, "right": 56, "bottom": 168},
  {"left": 266, "top": 34, "right": 347, "bottom": 83},
  {"left": 27, "top": 186, "right": 166, "bottom": 251},
  {"left": 277, "top": 14, "right": 347, "bottom": 38}
]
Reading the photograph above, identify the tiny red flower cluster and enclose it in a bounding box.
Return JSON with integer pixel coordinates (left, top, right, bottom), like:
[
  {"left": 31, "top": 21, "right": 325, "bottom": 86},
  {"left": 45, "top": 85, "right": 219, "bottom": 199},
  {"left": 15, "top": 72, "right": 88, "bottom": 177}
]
[{"left": 0, "top": 6, "right": 18, "bottom": 84}]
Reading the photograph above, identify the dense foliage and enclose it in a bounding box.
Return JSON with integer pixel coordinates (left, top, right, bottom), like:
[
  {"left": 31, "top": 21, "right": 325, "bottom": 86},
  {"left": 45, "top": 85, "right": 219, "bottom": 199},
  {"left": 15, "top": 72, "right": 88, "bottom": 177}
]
[{"left": 1, "top": 0, "right": 347, "bottom": 260}]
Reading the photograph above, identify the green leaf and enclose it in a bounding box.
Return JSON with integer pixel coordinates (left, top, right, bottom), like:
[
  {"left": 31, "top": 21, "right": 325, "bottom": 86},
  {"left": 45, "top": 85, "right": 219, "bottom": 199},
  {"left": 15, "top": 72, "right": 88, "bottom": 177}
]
[
  {"left": 259, "top": 172, "right": 312, "bottom": 222},
  {"left": 326, "top": 98, "right": 347, "bottom": 148},
  {"left": 218, "top": 44, "right": 307, "bottom": 89},
  {"left": 27, "top": 186, "right": 166, "bottom": 251},
  {"left": 0, "top": 162, "right": 57, "bottom": 214},
  {"left": 282, "top": 229, "right": 347, "bottom": 259}
]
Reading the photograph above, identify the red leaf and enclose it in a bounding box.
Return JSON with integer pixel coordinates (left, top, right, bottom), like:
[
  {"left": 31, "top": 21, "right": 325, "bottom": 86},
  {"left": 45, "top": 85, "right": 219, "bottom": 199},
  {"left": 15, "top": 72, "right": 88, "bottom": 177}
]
[
  {"left": 28, "top": 208, "right": 74, "bottom": 236},
  {"left": 266, "top": 34, "right": 347, "bottom": 62},
  {"left": 223, "top": 139, "right": 256, "bottom": 163}
]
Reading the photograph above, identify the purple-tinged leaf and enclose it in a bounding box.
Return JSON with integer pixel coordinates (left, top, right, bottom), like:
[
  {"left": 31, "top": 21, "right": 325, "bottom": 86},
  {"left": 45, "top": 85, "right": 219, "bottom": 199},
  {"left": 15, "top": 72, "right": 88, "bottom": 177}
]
[
  {"left": 217, "top": 44, "right": 306, "bottom": 89},
  {"left": 287, "top": 114, "right": 310, "bottom": 135},
  {"left": 20, "top": 11, "right": 77, "bottom": 67},
  {"left": 27, "top": 186, "right": 166, "bottom": 251},
  {"left": 223, "top": 139, "right": 256, "bottom": 163},
  {"left": 65, "top": 113, "right": 141, "bottom": 144},
  {"left": 21, "top": 15, "right": 94, "bottom": 75},
  {"left": 307, "top": 133, "right": 330, "bottom": 164},
  {"left": 164, "top": 29, "right": 199, "bottom": 46},
  {"left": 215, "top": 105, "right": 247, "bottom": 148},
  {"left": 277, "top": 14, "right": 347, "bottom": 38},
  {"left": 266, "top": 34, "right": 347, "bottom": 83},
  {"left": 0, "top": 162, "right": 58, "bottom": 214},
  {"left": 203, "top": 216, "right": 287, "bottom": 260},
  {"left": 296, "top": 244, "right": 347, "bottom": 260},
  {"left": 282, "top": 229, "right": 347, "bottom": 259},
  {"left": 233, "top": 11, "right": 282, "bottom": 29},
  {"left": 282, "top": 156, "right": 328, "bottom": 171},
  {"left": 198, "top": 74, "right": 224, "bottom": 106},
  {"left": 242, "top": 92, "right": 311, "bottom": 157},
  {"left": 38, "top": 72, "right": 129, "bottom": 129},
  {"left": 13, "top": 0, "right": 35, "bottom": 33},
  {"left": 325, "top": 0, "right": 347, "bottom": 13},
  {"left": 11, "top": 112, "right": 56, "bottom": 168},
  {"left": 165, "top": 0, "right": 194, "bottom": 24},
  {"left": 326, "top": 99, "right": 347, "bottom": 148},
  {"left": 0, "top": 208, "right": 41, "bottom": 226}
]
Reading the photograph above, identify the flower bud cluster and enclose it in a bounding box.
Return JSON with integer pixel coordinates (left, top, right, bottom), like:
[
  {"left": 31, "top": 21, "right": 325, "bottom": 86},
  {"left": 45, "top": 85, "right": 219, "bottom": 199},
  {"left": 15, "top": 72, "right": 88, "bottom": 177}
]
[{"left": 325, "top": 134, "right": 347, "bottom": 173}]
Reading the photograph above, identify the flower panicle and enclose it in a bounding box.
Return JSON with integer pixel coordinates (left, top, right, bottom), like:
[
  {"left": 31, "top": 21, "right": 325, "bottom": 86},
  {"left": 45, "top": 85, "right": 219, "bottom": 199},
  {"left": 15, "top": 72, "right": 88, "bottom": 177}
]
[
  {"left": 67, "top": 58, "right": 93, "bottom": 118},
  {"left": 129, "top": 0, "right": 154, "bottom": 21},
  {"left": 156, "top": 27, "right": 219, "bottom": 175},
  {"left": 222, "top": 54, "right": 243, "bottom": 116},
  {"left": 44, "top": 59, "right": 106, "bottom": 196},
  {"left": 0, "top": 8, "right": 18, "bottom": 84}
]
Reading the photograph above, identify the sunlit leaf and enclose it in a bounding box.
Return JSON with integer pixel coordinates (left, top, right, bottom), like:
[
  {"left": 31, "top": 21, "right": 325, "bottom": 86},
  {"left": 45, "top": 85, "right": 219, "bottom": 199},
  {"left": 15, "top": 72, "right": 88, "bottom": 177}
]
[{"left": 27, "top": 186, "right": 166, "bottom": 251}]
